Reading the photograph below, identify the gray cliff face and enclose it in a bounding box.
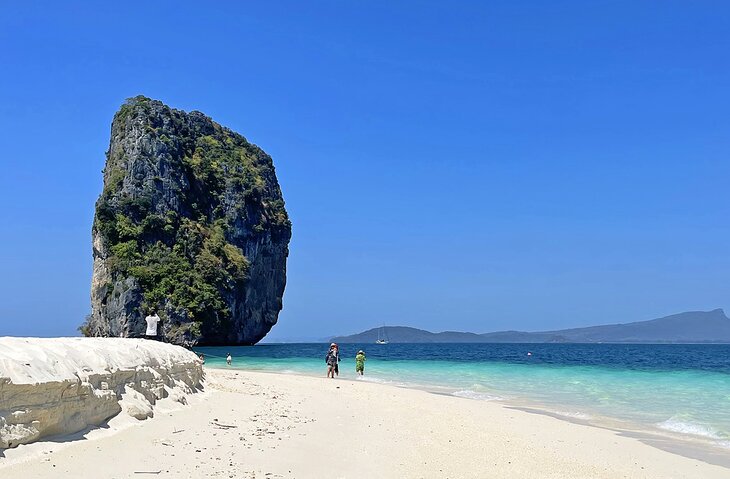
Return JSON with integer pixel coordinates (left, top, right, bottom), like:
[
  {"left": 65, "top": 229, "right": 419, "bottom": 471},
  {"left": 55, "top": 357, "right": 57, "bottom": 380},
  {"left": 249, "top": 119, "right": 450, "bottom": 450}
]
[{"left": 86, "top": 96, "right": 291, "bottom": 346}]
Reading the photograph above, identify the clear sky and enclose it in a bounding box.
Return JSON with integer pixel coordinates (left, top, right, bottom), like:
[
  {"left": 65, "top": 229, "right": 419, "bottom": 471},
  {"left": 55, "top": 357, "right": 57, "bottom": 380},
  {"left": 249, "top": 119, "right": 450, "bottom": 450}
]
[{"left": 0, "top": 1, "right": 728, "bottom": 340}]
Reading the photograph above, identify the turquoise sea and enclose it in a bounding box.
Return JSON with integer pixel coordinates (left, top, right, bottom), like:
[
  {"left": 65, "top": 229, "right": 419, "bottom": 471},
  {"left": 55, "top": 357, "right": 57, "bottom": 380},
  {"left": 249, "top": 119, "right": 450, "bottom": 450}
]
[{"left": 195, "top": 343, "right": 730, "bottom": 455}]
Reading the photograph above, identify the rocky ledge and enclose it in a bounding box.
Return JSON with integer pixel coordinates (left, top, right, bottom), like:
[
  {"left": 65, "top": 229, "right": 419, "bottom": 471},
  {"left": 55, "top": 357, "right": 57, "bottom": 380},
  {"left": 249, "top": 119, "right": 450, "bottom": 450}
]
[{"left": 0, "top": 337, "right": 203, "bottom": 449}]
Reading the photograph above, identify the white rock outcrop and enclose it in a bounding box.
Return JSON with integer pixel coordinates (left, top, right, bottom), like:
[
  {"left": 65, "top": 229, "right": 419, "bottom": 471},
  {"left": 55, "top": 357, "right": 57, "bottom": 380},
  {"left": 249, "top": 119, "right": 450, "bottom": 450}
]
[{"left": 0, "top": 337, "right": 203, "bottom": 448}]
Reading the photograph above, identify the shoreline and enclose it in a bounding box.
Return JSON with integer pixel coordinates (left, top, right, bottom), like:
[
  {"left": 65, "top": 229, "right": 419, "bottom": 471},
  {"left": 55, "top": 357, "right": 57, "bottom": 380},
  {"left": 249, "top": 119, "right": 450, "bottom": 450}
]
[
  {"left": 2, "top": 367, "right": 728, "bottom": 478},
  {"left": 205, "top": 364, "right": 730, "bottom": 467},
  {"left": 508, "top": 406, "right": 730, "bottom": 469}
]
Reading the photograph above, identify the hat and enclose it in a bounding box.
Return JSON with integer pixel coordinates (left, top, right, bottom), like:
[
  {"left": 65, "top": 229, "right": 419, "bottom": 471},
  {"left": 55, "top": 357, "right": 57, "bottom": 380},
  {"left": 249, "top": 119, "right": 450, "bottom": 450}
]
[
  {"left": 330, "top": 343, "right": 336, "bottom": 347},
  {"left": 358, "top": 350, "right": 364, "bottom": 354}
]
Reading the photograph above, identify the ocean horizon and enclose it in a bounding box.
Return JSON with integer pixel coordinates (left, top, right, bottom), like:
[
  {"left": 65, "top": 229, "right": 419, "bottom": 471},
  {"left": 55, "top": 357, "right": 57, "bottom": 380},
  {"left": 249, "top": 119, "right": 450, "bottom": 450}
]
[{"left": 197, "top": 342, "right": 730, "bottom": 460}]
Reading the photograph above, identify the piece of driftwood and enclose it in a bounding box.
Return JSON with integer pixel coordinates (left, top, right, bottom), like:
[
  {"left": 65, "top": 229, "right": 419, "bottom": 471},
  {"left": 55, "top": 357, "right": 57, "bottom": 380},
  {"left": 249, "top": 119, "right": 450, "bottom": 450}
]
[{"left": 211, "top": 421, "right": 238, "bottom": 429}]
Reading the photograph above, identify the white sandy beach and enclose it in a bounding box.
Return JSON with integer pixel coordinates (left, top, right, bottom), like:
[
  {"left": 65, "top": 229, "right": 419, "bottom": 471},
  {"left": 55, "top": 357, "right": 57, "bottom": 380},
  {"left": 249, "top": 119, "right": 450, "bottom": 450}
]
[{"left": 2, "top": 366, "right": 728, "bottom": 479}]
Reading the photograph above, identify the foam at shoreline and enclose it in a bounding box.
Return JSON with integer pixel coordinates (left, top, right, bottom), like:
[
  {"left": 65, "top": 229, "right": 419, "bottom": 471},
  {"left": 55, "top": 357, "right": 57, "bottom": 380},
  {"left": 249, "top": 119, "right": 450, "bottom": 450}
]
[
  {"left": 656, "top": 417, "right": 730, "bottom": 450},
  {"left": 451, "top": 389, "right": 503, "bottom": 401}
]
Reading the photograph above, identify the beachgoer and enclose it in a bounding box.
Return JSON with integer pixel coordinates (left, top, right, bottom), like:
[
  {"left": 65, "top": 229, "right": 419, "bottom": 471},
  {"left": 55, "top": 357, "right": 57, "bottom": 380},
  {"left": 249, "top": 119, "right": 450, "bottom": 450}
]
[
  {"left": 355, "top": 350, "right": 366, "bottom": 376},
  {"left": 144, "top": 310, "right": 161, "bottom": 340},
  {"left": 333, "top": 343, "right": 341, "bottom": 376},
  {"left": 226, "top": 353, "right": 232, "bottom": 366},
  {"left": 325, "top": 343, "right": 339, "bottom": 378},
  {"left": 199, "top": 353, "right": 205, "bottom": 364}
]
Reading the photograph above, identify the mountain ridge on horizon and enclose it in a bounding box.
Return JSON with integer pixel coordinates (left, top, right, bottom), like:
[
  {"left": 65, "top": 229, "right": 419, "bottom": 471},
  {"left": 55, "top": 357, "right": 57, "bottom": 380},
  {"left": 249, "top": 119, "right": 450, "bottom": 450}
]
[{"left": 330, "top": 309, "right": 730, "bottom": 344}]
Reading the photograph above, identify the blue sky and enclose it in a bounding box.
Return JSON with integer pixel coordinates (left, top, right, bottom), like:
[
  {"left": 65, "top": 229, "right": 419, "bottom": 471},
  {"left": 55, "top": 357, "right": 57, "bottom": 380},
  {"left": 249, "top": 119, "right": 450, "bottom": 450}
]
[{"left": 0, "top": 1, "right": 728, "bottom": 340}]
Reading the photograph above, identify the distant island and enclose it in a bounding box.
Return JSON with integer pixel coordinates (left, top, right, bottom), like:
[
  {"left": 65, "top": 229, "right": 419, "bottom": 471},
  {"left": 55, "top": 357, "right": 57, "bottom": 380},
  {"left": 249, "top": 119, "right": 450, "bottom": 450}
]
[{"left": 331, "top": 309, "right": 730, "bottom": 344}]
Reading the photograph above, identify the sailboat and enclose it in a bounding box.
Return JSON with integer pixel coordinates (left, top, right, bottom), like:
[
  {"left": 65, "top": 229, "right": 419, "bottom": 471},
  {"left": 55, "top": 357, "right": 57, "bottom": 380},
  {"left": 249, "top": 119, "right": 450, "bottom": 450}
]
[{"left": 375, "top": 325, "right": 389, "bottom": 344}]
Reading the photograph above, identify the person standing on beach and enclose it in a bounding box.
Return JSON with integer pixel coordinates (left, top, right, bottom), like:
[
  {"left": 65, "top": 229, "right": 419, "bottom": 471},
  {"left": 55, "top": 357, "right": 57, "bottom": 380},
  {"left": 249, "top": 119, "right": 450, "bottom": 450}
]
[
  {"left": 355, "top": 350, "right": 366, "bottom": 376},
  {"left": 226, "top": 353, "right": 232, "bottom": 366},
  {"left": 144, "top": 310, "right": 161, "bottom": 340},
  {"left": 333, "top": 343, "right": 341, "bottom": 376},
  {"left": 325, "top": 343, "right": 339, "bottom": 378}
]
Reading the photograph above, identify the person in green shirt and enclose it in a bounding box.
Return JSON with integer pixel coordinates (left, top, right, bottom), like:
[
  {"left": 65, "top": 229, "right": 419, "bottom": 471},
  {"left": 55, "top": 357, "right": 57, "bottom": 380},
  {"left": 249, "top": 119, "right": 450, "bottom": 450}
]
[{"left": 355, "top": 350, "right": 366, "bottom": 376}]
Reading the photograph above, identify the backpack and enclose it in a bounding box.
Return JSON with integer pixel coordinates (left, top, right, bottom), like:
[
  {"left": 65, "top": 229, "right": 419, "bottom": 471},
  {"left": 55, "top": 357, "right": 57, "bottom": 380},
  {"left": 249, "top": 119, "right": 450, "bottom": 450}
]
[{"left": 326, "top": 351, "right": 337, "bottom": 366}]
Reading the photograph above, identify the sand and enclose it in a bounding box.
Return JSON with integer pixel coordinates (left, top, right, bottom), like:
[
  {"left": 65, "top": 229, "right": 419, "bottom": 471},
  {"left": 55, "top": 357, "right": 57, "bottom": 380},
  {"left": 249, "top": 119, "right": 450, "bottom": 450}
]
[{"left": 1, "top": 368, "right": 727, "bottom": 478}]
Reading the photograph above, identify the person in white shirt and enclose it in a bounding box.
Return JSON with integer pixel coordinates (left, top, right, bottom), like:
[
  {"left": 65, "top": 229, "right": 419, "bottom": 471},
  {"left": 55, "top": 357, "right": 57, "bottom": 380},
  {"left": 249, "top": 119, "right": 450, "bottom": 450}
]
[{"left": 145, "top": 311, "right": 161, "bottom": 339}]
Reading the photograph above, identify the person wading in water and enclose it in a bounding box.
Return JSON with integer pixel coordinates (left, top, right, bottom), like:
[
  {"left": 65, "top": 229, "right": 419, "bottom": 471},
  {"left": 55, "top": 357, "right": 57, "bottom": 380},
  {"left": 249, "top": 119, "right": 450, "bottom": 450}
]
[
  {"left": 325, "top": 343, "right": 340, "bottom": 378},
  {"left": 355, "top": 350, "right": 366, "bottom": 376}
]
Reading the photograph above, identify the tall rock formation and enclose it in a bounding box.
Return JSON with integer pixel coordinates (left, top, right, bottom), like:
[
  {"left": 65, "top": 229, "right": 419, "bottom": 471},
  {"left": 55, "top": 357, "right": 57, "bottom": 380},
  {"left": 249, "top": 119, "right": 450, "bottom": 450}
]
[{"left": 84, "top": 96, "right": 291, "bottom": 346}]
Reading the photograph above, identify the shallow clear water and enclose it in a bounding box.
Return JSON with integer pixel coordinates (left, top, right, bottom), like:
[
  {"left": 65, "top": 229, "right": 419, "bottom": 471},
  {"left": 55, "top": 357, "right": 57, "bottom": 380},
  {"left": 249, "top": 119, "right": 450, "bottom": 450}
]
[{"left": 195, "top": 343, "right": 730, "bottom": 449}]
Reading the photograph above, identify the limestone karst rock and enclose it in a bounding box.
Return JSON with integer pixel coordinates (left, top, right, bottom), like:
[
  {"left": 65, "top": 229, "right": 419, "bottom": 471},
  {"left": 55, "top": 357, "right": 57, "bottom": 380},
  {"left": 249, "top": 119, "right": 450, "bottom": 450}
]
[{"left": 83, "top": 96, "right": 291, "bottom": 345}]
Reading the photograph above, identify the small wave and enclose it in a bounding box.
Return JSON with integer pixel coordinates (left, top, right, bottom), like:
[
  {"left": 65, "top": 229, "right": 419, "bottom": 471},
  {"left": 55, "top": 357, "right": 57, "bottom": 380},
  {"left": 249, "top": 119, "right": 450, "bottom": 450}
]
[
  {"left": 451, "top": 390, "right": 502, "bottom": 401},
  {"left": 657, "top": 418, "right": 726, "bottom": 440},
  {"left": 553, "top": 411, "right": 593, "bottom": 420},
  {"left": 356, "top": 376, "right": 393, "bottom": 384}
]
